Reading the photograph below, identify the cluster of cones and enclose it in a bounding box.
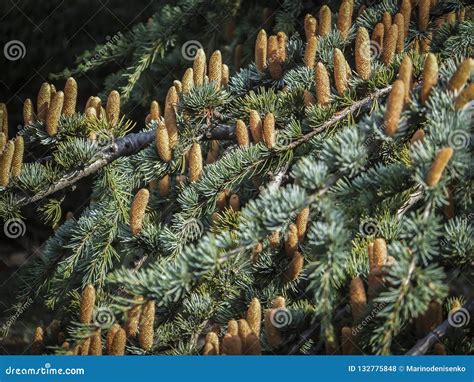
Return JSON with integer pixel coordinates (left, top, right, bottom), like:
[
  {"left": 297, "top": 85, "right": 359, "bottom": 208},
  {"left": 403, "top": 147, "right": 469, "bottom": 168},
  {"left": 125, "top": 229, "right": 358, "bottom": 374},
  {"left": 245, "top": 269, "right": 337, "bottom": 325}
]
[
  {"left": 202, "top": 296, "right": 293, "bottom": 355},
  {"left": 0, "top": 106, "right": 23, "bottom": 187},
  {"left": 251, "top": 207, "right": 309, "bottom": 283},
  {"left": 235, "top": 110, "right": 276, "bottom": 149},
  {"left": 385, "top": 53, "right": 472, "bottom": 188},
  {"left": 31, "top": 285, "right": 155, "bottom": 355}
]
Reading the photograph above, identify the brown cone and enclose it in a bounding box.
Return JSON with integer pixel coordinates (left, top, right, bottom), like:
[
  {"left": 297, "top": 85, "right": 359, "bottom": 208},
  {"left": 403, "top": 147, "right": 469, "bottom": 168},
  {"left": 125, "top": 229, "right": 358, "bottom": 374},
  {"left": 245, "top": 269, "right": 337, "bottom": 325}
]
[
  {"left": 193, "top": 49, "right": 206, "bottom": 86},
  {"left": 384, "top": 80, "right": 405, "bottom": 136},
  {"left": 80, "top": 284, "right": 96, "bottom": 324},
  {"left": 315, "top": 62, "right": 331, "bottom": 106},
  {"left": 255, "top": 30, "right": 267, "bottom": 72},
  {"left": 110, "top": 327, "right": 126, "bottom": 355},
  {"left": 189, "top": 143, "right": 203, "bottom": 182},
  {"left": 304, "top": 14, "right": 317, "bottom": 41},
  {"left": 382, "top": 24, "right": 398, "bottom": 65},
  {"left": 208, "top": 50, "right": 222, "bottom": 89},
  {"left": 89, "top": 329, "right": 102, "bottom": 355},
  {"left": 398, "top": 55, "right": 413, "bottom": 103},
  {"left": 155, "top": 121, "right": 172, "bottom": 162},
  {"left": 31, "top": 326, "right": 44, "bottom": 355},
  {"left": 319, "top": 5, "right": 332, "bottom": 37},
  {"left": 139, "top": 300, "right": 155, "bottom": 351},
  {"left": 236, "top": 119, "right": 249, "bottom": 147},
  {"left": 46, "top": 91, "right": 64, "bottom": 136},
  {"left": 355, "top": 27, "right": 371, "bottom": 80},
  {"left": 426, "top": 147, "right": 453, "bottom": 187},
  {"left": 263, "top": 112, "right": 276, "bottom": 149},
  {"left": 337, "top": 1, "right": 352, "bottom": 40},
  {"left": 246, "top": 298, "right": 262, "bottom": 337},
  {"left": 63, "top": 77, "right": 78, "bottom": 116},
  {"left": 283, "top": 251, "right": 304, "bottom": 282},
  {"left": 37, "top": 82, "right": 51, "bottom": 122},
  {"left": 350, "top": 277, "right": 367, "bottom": 321},
  {"left": 249, "top": 110, "right": 263, "bottom": 143},
  {"left": 334, "top": 48, "right": 348, "bottom": 95},
  {"left": 448, "top": 58, "right": 474, "bottom": 92},
  {"left": 304, "top": 36, "right": 317, "bottom": 68},
  {"left": 420, "top": 53, "right": 438, "bottom": 105},
  {"left": 130, "top": 188, "right": 150, "bottom": 235},
  {"left": 106, "top": 90, "right": 120, "bottom": 126}
]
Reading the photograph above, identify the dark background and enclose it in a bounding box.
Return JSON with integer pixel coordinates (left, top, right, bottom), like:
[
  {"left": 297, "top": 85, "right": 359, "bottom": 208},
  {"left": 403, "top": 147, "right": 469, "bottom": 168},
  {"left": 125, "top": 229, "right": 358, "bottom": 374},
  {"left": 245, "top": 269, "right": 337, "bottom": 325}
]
[
  {"left": 0, "top": 0, "right": 156, "bottom": 137},
  {"left": 0, "top": 0, "right": 156, "bottom": 354}
]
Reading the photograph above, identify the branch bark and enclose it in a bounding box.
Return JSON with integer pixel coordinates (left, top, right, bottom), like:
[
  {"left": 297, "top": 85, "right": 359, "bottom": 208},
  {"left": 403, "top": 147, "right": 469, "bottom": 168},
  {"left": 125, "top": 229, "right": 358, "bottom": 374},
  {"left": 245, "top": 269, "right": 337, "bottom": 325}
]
[
  {"left": 202, "top": 123, "right": 235, "bottom": 140},
  {"left": 15, "top": 130, "right": 155, "bottom": 207},
  {"left": 406, "top": 298, "right": 474, "bottom": 355}
]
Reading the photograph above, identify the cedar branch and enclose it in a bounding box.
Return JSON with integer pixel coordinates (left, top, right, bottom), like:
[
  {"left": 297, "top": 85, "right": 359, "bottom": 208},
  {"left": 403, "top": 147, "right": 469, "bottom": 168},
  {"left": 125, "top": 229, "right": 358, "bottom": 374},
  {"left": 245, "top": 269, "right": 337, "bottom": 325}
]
[{"left": 406, "top": 298, "right": 474, "bottom": 355}]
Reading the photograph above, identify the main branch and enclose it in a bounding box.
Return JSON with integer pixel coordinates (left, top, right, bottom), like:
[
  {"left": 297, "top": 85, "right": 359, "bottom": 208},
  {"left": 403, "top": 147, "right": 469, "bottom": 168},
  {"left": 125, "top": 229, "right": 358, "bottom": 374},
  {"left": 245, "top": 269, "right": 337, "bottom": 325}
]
[{"left": 15, "top": 130, "right": 155, "bottom": 207}]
